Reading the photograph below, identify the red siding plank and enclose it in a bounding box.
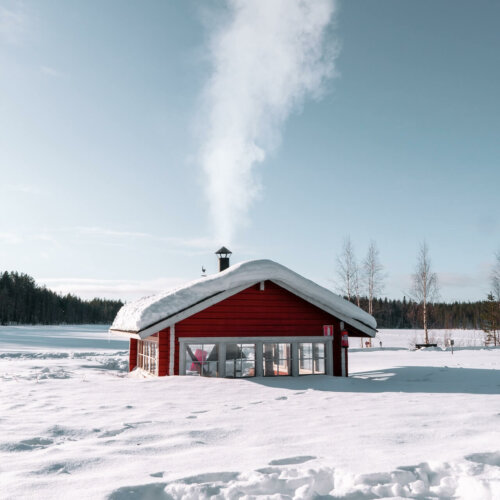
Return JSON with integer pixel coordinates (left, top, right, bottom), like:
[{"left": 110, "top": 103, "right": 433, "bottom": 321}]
[
  {"left": 129, "top": 338, "right": 137, "bottom": 372},
  {"left": 158, "top": 328, "right": 170, "bottom": 376}
]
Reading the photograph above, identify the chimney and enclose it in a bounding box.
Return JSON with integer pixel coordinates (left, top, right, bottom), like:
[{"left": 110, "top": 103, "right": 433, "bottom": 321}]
[{"left": 215, "top": 246, "right": 232, "bottom": 272}]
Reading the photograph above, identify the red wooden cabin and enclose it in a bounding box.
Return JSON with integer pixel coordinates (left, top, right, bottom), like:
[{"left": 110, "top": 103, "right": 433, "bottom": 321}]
[{"left": 110, "top": 251, "right": 376, "bottom": 378}]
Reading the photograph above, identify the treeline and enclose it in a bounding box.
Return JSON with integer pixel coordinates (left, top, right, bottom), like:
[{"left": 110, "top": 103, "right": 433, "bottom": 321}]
[
  {"left": 0, "top": 271, "right": 123, "bottom": 325},
  {"left": 357, "top": 296, "right": 485, "bottom": 329}
]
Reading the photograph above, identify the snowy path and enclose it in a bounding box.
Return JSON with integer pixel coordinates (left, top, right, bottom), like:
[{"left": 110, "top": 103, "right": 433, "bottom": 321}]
[{"left": 0, "top": 327, "right": 499, "bottom": 499}]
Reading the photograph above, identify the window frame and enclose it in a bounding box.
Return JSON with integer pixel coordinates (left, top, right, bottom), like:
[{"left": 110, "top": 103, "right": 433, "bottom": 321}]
[
  {"left": 298, "top": 342, "right": 326, "bottom": 375},
  {"left": 137, "top": 338, "right": 159, "bottom": 375},
  {"left": 185, "top": 343, "right": 219, "bottom": 377},
  {"left": 224, "top": 343, "right": 256, "bottom": 378},
  {"left": 263, "top": 342, "right": 292, "bottom": 376}
]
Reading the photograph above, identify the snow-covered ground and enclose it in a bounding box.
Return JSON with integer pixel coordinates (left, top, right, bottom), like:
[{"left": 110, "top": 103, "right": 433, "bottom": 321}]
[
  {"left": 373, "top": 329, "right": 489, "bottom": 349},
  {"left": 0, "top": 326, "right": 499, "bottom": 499}
]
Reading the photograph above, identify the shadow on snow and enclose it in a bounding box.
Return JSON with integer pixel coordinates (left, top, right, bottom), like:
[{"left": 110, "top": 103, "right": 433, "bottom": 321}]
[{"left": 244, "top": 366, "right": 500, "bottom": 395}]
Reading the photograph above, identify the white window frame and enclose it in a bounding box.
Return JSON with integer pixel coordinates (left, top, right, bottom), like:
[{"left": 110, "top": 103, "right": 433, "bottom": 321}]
[
  {"left": 184, "top": 343, "right": 219, "bottom": 377},
  {"left": 178, "top": 336, "right": 334, "bottom": 377},
  {"left": 137, "top": 338, "right": 158, "bottom": 375},
  {"left": 224, "top": 343, "right": 256, "bottom": 378},
  {"left": 263, "top": 342, "right": 292, "bottom": 376},
  {"left": 298, "top": 342, "right": 326, "bottom": 375}
]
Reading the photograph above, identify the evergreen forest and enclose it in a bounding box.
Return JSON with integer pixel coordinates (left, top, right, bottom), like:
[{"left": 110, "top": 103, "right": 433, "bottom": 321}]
[
  {"left": 357, "top": 296, "right": 486, "bottom": 329},
  {"left": 0, "top": 270, "right": 493, "bottom": 329},
  {"left": 0, "top": 271, "right": 123, "bottom": 325}
]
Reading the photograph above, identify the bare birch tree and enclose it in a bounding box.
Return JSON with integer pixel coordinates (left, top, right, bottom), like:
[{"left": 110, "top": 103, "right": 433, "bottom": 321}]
[
  {"left": 353, "top": 261, "right": 361, "bottom": 308},
  {"left": 411, "top": 242, "right": 439, "bottom": 344},
  {"left": 336, "top": 236, "right": 359, "bottom": 303},
  {"left": 363, "top": 240, "right": 385, "bottom": 316}
]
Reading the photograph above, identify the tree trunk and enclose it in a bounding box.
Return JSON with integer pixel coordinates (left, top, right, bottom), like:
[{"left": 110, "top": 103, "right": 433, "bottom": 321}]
[{"left": 423, "top": 300, "right": 428, "bottom": 344}]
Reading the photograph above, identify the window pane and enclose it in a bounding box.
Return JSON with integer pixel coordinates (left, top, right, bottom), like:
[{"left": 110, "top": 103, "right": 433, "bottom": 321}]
[
  {"left": 224, "top": 344, "right": 255, "bottom": 378},
  {"left": 263, "top": 343, "right": 276, "bottom": 376},
  {"left": 201, "top": 361, "right": 218, "bottom": 377},
  {"left": 204, "top": 344, "right": 217, "bottom": 362},
  {"left": 186, "top": 344, "right": 203, "bottom": 375},
  {"left": 299, "top": 343, "right": 313, "bottom": 358},
  {"left": 202, "top": 345, "right": 218, "bottom": 377},
  {"left": 314, "top": 343, "right": 325, "bottom": 359},
  {"left": 225, "top": 359, "right": 236, "bottom": 378},
  {"left": 277, "top": 352, "right": 291, "bottom": 375},
  {"left": 241, "top": 360, "right": 255, "bottom": 377},
  {"left": 185, "top": 344, "right": 218, "bottom": 377},
  {"left": 263, "top": 343, "right": 290, "bottom": 376},
  {"left": 314, "top": 357, "right": 325, "bottom": 374},
  {"left": 241, "top": 344, "right": 255, "bottom": 360},
  {"left": 186, "top": 361, "right": 202, "bottom": 376},
  {"left": 225, "top": 343, "right": 240, "bottom": 360},
  {"left": 299, "top": 358, "right": 313, "bottom": 375}
]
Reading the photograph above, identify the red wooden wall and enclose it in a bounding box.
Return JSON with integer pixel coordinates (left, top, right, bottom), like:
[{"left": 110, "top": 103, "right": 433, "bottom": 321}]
[
  {"left": 129, "top": 338, "right": 137, "bottom": 371},
  {"left": 158, "top": 327, "right": 170, "bottom": 376},
  {"left": 175, "top": 281, "right": 344, "bottom": 338}
]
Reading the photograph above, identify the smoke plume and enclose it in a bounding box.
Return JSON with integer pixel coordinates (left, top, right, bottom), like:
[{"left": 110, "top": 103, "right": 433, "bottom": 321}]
[{"left": 199, "top": 0, "right": 338, "bottom": 243}]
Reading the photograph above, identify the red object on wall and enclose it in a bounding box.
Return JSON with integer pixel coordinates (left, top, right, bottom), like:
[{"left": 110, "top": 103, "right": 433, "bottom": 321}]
[
  {"left": 129, "top": 338, "right": 137, "bottom": 371},
  {"left": 341, "top": 330, "right": 349, "bottom": 348}
]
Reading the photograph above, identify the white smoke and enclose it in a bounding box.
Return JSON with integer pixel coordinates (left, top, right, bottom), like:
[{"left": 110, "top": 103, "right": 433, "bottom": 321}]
[{"left": 200, "top": 0, "right": 338, "bottom": 243}]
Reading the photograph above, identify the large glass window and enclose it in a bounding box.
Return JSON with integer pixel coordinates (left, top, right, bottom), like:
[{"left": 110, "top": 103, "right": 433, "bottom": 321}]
[
  {"left": 137, "top": 339, "right": 158, "bottom": 375},
  {"left": 225, "top": 343, "right": 255, "bottom": 377},
  {"left": 185, "top": 343, "right": 218, "bottom": 377},
  {"left": 298, "top": 343, "right": 325, "bottom": 375},
  {"left": 263, "top": 343, "right": 291, "bottom": 376}
]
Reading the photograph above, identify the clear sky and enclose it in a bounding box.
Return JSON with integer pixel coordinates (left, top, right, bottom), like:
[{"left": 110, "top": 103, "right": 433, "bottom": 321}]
[{"left": 1, "top": 0, "right": 499, "bottom": 303}]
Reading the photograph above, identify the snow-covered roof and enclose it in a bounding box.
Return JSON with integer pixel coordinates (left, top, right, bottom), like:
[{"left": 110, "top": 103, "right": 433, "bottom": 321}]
[{"left": 110, "top": 259, "right": 377, "bottom": 338}]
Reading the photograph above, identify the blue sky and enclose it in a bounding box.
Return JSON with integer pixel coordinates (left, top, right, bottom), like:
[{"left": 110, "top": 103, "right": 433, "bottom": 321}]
[{"left": 0, "top": 0, "right": 499, "bottom": 302}]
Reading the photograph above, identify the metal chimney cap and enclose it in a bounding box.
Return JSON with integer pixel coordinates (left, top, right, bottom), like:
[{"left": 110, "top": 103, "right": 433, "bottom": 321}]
[{"left": 215, "top": 246, "right": 232, "bottom": 256}]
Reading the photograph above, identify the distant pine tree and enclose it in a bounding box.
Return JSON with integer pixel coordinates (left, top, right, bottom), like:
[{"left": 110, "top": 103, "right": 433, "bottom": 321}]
[{"left": 481, "top": 293, "right": 499, "bottom": 346}]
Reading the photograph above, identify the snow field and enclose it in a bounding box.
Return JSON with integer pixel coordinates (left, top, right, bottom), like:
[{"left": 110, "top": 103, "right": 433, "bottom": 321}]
[{"left": 0, "top": 326, "right": 499, "bottom": 499}]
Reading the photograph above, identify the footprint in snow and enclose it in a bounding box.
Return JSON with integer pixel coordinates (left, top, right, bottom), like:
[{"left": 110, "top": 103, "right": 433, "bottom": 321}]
[
  {"left": 4, "top": 437, "right": 53, "bottom": 452},
  {"left": 466, "top": 452, "right": 500, "bottom": 467},
  {"left": 36, "top": 462, "right": 71, "bottom": 475},
  {"left": 98, "top": 425, "right": 132, "bottom": 438},
  {"left": 98, "top": 421, "right": 152, "bottom": 438},
  {"left": 108, "top": 483, "right": 168, "bottom": 500},
  {"left": 268, "top": 455, "right": 316, "bottom": 466},
  {"left": 275, "top": 396, "right": 288, "bottom": 401},
  {"left": 179, "top": 471, "right": 239, "bottom": 484},
  {"left": 186, "top": 415, "right": 197, "bottom": 419},
  {"left": 150, "top": 471, "right": 164, "bottom": 478}
]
